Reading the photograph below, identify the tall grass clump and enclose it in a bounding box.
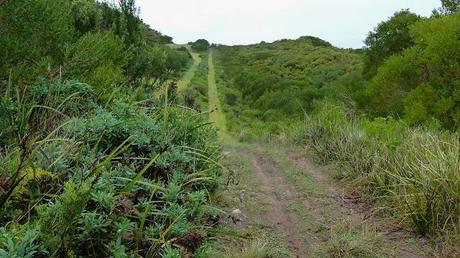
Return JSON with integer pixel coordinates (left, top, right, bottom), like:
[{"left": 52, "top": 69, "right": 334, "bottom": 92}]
[{"left": 302, "top": 101, "right": 460, "bottom": 237}]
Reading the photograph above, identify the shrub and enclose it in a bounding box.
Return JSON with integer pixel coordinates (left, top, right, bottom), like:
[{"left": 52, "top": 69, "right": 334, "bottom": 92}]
[
  {"left": 0, "top": 225, "right": 44, "bottom": 258},
  {"left": 0, "top": 0, "right": 74, "bottom": 83},
  {"left": 0, "top": 1, "right": 204, "bottom": 257},
  {"left": 0, "top": 99, "right": 222, "bottom": 256},
  {"left": 366, "top": 13, "right": 460, "bottom": 130},
  {"left": 0, "top": 79, "right": 97, "bottom": 145},
  {"left": 65, "top": 31, "right": 128, "bottom": 98},
  {"left": 190, "top": 39, "right": 210, "bottom": 52}
]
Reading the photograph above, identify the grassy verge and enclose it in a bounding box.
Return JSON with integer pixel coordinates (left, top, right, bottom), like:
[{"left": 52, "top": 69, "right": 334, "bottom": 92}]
[
  {"left": 298, "top": 101, "right": 460, "bottom": 254},
  {"left": 181, "top": 52, "right": 209, "bottom": 111},
  {"left": 177, "top": 50, "right": 202, "bottom": 94},
  {"left": 208, "top": 52, "right": 231, "bottom": 141}
]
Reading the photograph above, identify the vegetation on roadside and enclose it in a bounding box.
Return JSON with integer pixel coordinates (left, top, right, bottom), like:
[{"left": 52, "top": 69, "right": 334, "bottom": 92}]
[
  {"left": 299, "top": 102, "right": 459, "bottom": 238},
  {"left": 215, "top": 37, "right": 362, "bottom": 129},
  {"left": 0, "top": 0, "right": 222, "bottom": 257}
]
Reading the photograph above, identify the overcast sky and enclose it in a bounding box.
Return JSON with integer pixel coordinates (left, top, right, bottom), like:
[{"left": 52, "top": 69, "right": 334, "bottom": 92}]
[{"left": 135, "top": 0, "right": 440, "bottom": 48}]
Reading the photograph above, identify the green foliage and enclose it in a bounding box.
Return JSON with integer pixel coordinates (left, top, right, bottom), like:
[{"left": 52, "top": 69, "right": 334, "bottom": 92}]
[
  {"left": 0, "top": 94, "right": 21, "bottom": 145},
  {"left": 146, "top": 27, "right": 174, "bottom": 44},
  {"left": 0, "top": 85, "right": 222, "bottom": 255},
  {"left": 215, "top": 36, "right": 362, "bottom": 129},
  {"left": 319, "top": 220, "right": 388, "bottom": 258},
  {"left": 0, "top": 0, "right": 216, "bottom": 256},
  {"left": 36, "top": 181, "right": 91, "bottom": 255},
  {"left": 65, "top": 31, "right": 128, "bottom": 97},
  {"left": 0, "top": 0, "right": 190, "bottom": 94},
  {"left": 367, "top": 12, "right": 460, "bottom": 129},
  {"left": 161, "top": 245, "right": 181, "bottom": 258},
  {"left": 119, "top": 0, "right": 140, "bottom": 46},
  {"left": 365, "top": 53, "right": 419, "bottom": 115},
  {"left": 297, "top": 36, "right": 333, "bottom": 47},
  {"left": 129, "top": 44, "right": 191, "bottom": 86},
  {"left": 0, "top": 0, "right": 74, "bottom": 83},
  {"left": 70, "top": 0, "right": 101, "bottom": 35},
  {"left": 0, "top": 225, "right": 44, "bottom": 258},
  {"left": 0, "top": 92, "right": 222, "bottom": 256},
  {"left": 363, "top": 10, "right": 421, "bottom": 79},
  {"left": 182, "top": 53, "right": 209, "bottom": 111},
  {"left": 0, "top": 79, "right": 96, "bottom": 145},
  {"left": 191, "top": 39, "right": 211, "bottom": 52},
  {"left": 433, "top": 0, "right": 460, "bottom": 15}
]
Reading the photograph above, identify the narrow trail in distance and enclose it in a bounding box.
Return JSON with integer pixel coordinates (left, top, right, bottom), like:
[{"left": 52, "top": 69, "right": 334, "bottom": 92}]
[{"left": 177, "top": 48, "right": 201, "bottom": 95}]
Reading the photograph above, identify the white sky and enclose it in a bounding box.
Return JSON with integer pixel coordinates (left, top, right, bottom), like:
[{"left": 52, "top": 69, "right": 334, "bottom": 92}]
[{"left": 136, "top": 0, "right": 440, "bottom": 48}]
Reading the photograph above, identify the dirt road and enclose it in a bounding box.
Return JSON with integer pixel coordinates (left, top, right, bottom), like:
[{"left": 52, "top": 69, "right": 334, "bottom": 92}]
[{"left": 206, "top": 53, "right": 433, "bottom": 258}]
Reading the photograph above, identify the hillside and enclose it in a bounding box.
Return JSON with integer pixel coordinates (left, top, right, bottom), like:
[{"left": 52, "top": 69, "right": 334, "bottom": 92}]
[{"left": 214, "top": 37, "right": 363, "bottom": 135}]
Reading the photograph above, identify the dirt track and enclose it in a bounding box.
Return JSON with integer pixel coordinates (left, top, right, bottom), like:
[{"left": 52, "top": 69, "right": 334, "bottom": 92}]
[{"left": 207, "top": 53, "right": 433, "bottom": 258}]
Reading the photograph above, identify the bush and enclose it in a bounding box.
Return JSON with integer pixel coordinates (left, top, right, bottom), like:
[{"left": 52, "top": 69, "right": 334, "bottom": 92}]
[
  {"left": 0, "top": 1, "right": 202, "bottom": 256},
  {"left": 0, "top": 0, "right": 74, "bottom": 83},
  {"left": 0, "top": 99, "right": 221, "bottom": 256},
  {"left": 65, "top": 31, "right": 128, "bottom": 98},
  {"left": 366, "top": 13, "right": 460, "bottom": 130},
  {"left": 190, "top": 39, "right": 210, "bottom": 52},
  {"left": 363, "top": 10, "right": 421, "bottom": 79}
]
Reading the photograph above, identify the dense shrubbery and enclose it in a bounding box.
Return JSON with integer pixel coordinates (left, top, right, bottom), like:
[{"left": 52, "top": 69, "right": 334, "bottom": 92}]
[
  {"left": 0, "top": 0, "right": 222, "bottom": 256},
  {"left": 366, "top": 12, "right": 460, "bottom": 129},
  {"left": 362, "top": 10, "right": 421, "bottom": 79},
  {"left": 0, "top": 89, "right": 221, "bottom": 256},
  {"left": 64, "top": 31, "right": 128, "bottom": 97},
  {"left": 216, "top": 8, "right": 459, "bottom": 132},
  {"left": 0, "top": 0, "right": 191, "bottom": 92},
  {"left": 214, "top": 37, "right": 362, "bottom": 133},
  {"left": 0, "top": 0, "right": 74, "bottom": 83}
]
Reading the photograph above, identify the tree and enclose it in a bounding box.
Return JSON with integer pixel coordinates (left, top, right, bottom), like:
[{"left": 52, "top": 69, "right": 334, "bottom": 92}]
[
  {"left": 119, "top": 0, "right": 140, "bottom": 46},
  {"left": 0, "top": 0, "right": 74, "bottom": 83},
  {"left": 433, "top": 0, "right": 460, "bottom": 15},
  {"left": 190, "top": 39, "right": 210, "bottom": 52},
  {"left": 70, "top": 0, "right": 101, "bottom": 35},
  {"left": 366, "top": 13, "right": 460, "bottom": 129},
  {"left": 64, "top": 31, "right": 128, "bottom": 97},
  {"left": 363, "top": 10, "right": 421, "bottom": 79}
]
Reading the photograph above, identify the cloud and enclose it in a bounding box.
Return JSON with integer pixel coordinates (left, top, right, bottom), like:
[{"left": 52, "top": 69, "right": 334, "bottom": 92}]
[{"left": 136, "top": 0, "right": 439, "bottom": 48}]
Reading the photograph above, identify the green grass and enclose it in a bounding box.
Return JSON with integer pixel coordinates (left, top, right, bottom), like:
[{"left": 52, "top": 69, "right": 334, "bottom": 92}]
[
  {"left": 302, "top": 102, "right": 460, "bottom": 240},
  {"left": 263, "top": 146, "right": 323, "bottom": 196},
  {"left": 317, "top": 219, "right": 391, "bottom": 258},
  {"left": 177, "top": 51, "right": 202, "bottom": 93},
  {"left": 208, "top": 51, "right": 231, "bottom": 142}
]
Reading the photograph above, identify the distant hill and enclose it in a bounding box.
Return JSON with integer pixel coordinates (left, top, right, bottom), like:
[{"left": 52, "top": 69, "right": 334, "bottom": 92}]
[{"left": 215, "top": 36, "right": 363, "bottom": 122}]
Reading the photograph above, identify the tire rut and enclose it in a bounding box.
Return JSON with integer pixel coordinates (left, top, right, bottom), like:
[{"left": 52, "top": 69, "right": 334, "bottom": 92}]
[
  {"left": 286, "top": 150, "right": 432, "bottom": 258},
  {"left": 250, "top": 154, "right": 310, "bottom": 257}
]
